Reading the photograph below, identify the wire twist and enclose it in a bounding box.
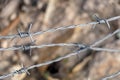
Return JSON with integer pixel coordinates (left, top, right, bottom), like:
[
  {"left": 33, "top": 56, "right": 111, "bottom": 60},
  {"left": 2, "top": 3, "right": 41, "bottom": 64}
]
[{"left": 17, "top": 23, "right": 35, "bottom": 42}]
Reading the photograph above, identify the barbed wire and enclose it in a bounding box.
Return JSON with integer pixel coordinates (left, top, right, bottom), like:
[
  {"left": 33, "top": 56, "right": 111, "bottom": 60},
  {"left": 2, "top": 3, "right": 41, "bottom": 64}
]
[
  {"left": 102, "top": 71, "right": 120, "bottom": 80},
  {"left": 0, "top": 16, "right": 119, "bottom": 40},
  {"left": 0, "top": 27, "right": 120, "bottom": 79}
]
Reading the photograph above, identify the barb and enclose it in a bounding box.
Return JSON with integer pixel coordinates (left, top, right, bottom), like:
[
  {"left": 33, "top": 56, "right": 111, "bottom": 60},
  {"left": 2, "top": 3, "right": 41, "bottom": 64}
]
[
  {"left": 93, "top": 15, "right": 111, "bottom": 29},
  {"left": 22, "top": 42, "right": 34, "bottom": 56},
  {"left": 12, "top": 65, "right": 29, "bottom": 75},
  {"left": 0, "top": 65, "right": 29, "bottom": 79},
  {"left": 0, "top": 16, "right": 119, "bottom": 39},
  {"left": 17, "top": 23, "right": 35, "bottom": 42}
]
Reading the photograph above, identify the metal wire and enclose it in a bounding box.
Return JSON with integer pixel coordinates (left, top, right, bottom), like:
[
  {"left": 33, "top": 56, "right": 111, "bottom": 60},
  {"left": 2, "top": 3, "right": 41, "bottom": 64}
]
[
  {"left": 0, "top": 43, "right": 85, "bottom": 51},
  {"left": 102, "top": 71, "right": 120, "bottom": 80}
]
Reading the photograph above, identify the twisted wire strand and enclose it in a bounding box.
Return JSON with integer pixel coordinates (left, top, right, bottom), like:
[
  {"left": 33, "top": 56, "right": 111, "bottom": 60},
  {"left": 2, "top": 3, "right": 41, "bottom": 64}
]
[
  {"left": 102, "top": 71, "right": 120, "bottom": 80},
  {"left": 0, "top": 28, "right": 120, "bottom": 79},
  {"left": 91, "top": 29, "right": 120, "bottom": 47},
  {"left": 0, "top": 43, "right": 85, "bottom": 51},
  {"left": 0, "top": 16, "right": 120, "bottom": 39}
]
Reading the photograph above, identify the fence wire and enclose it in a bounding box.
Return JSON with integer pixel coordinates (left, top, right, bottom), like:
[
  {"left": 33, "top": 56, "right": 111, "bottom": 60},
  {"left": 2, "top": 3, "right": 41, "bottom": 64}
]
[
  {"left": 0, "top": 16, "right": 120, "bottom": 80},
  {"left": 0, "top": 16, "right": 119, "bottom": 39}
]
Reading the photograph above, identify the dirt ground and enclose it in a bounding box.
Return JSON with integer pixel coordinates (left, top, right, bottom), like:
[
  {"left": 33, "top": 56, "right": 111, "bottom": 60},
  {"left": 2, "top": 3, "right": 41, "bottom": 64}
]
[{"left": 0, "top": 0, "right": 120, "bottom": 80}]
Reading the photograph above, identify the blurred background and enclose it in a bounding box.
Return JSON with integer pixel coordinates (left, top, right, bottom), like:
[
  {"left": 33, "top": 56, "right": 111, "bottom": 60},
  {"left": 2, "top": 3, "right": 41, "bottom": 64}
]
[{"left": 0, "top": 0, "right": 120, "bottom": 80}]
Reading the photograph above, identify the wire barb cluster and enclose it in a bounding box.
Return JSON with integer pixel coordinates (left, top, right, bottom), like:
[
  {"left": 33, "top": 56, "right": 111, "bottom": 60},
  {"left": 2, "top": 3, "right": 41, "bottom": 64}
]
[
  {"left": 0, "top": 16, "right": 120, "bottom": 80},
  {"left": 93, "top": 15, "right": 111, "bottom": 29},
  {"left": 12, "top": 64, "right": 30, "bottom": 75},
  {"left": 17, "top": 23, "right": 35, "bottom": 42}
]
